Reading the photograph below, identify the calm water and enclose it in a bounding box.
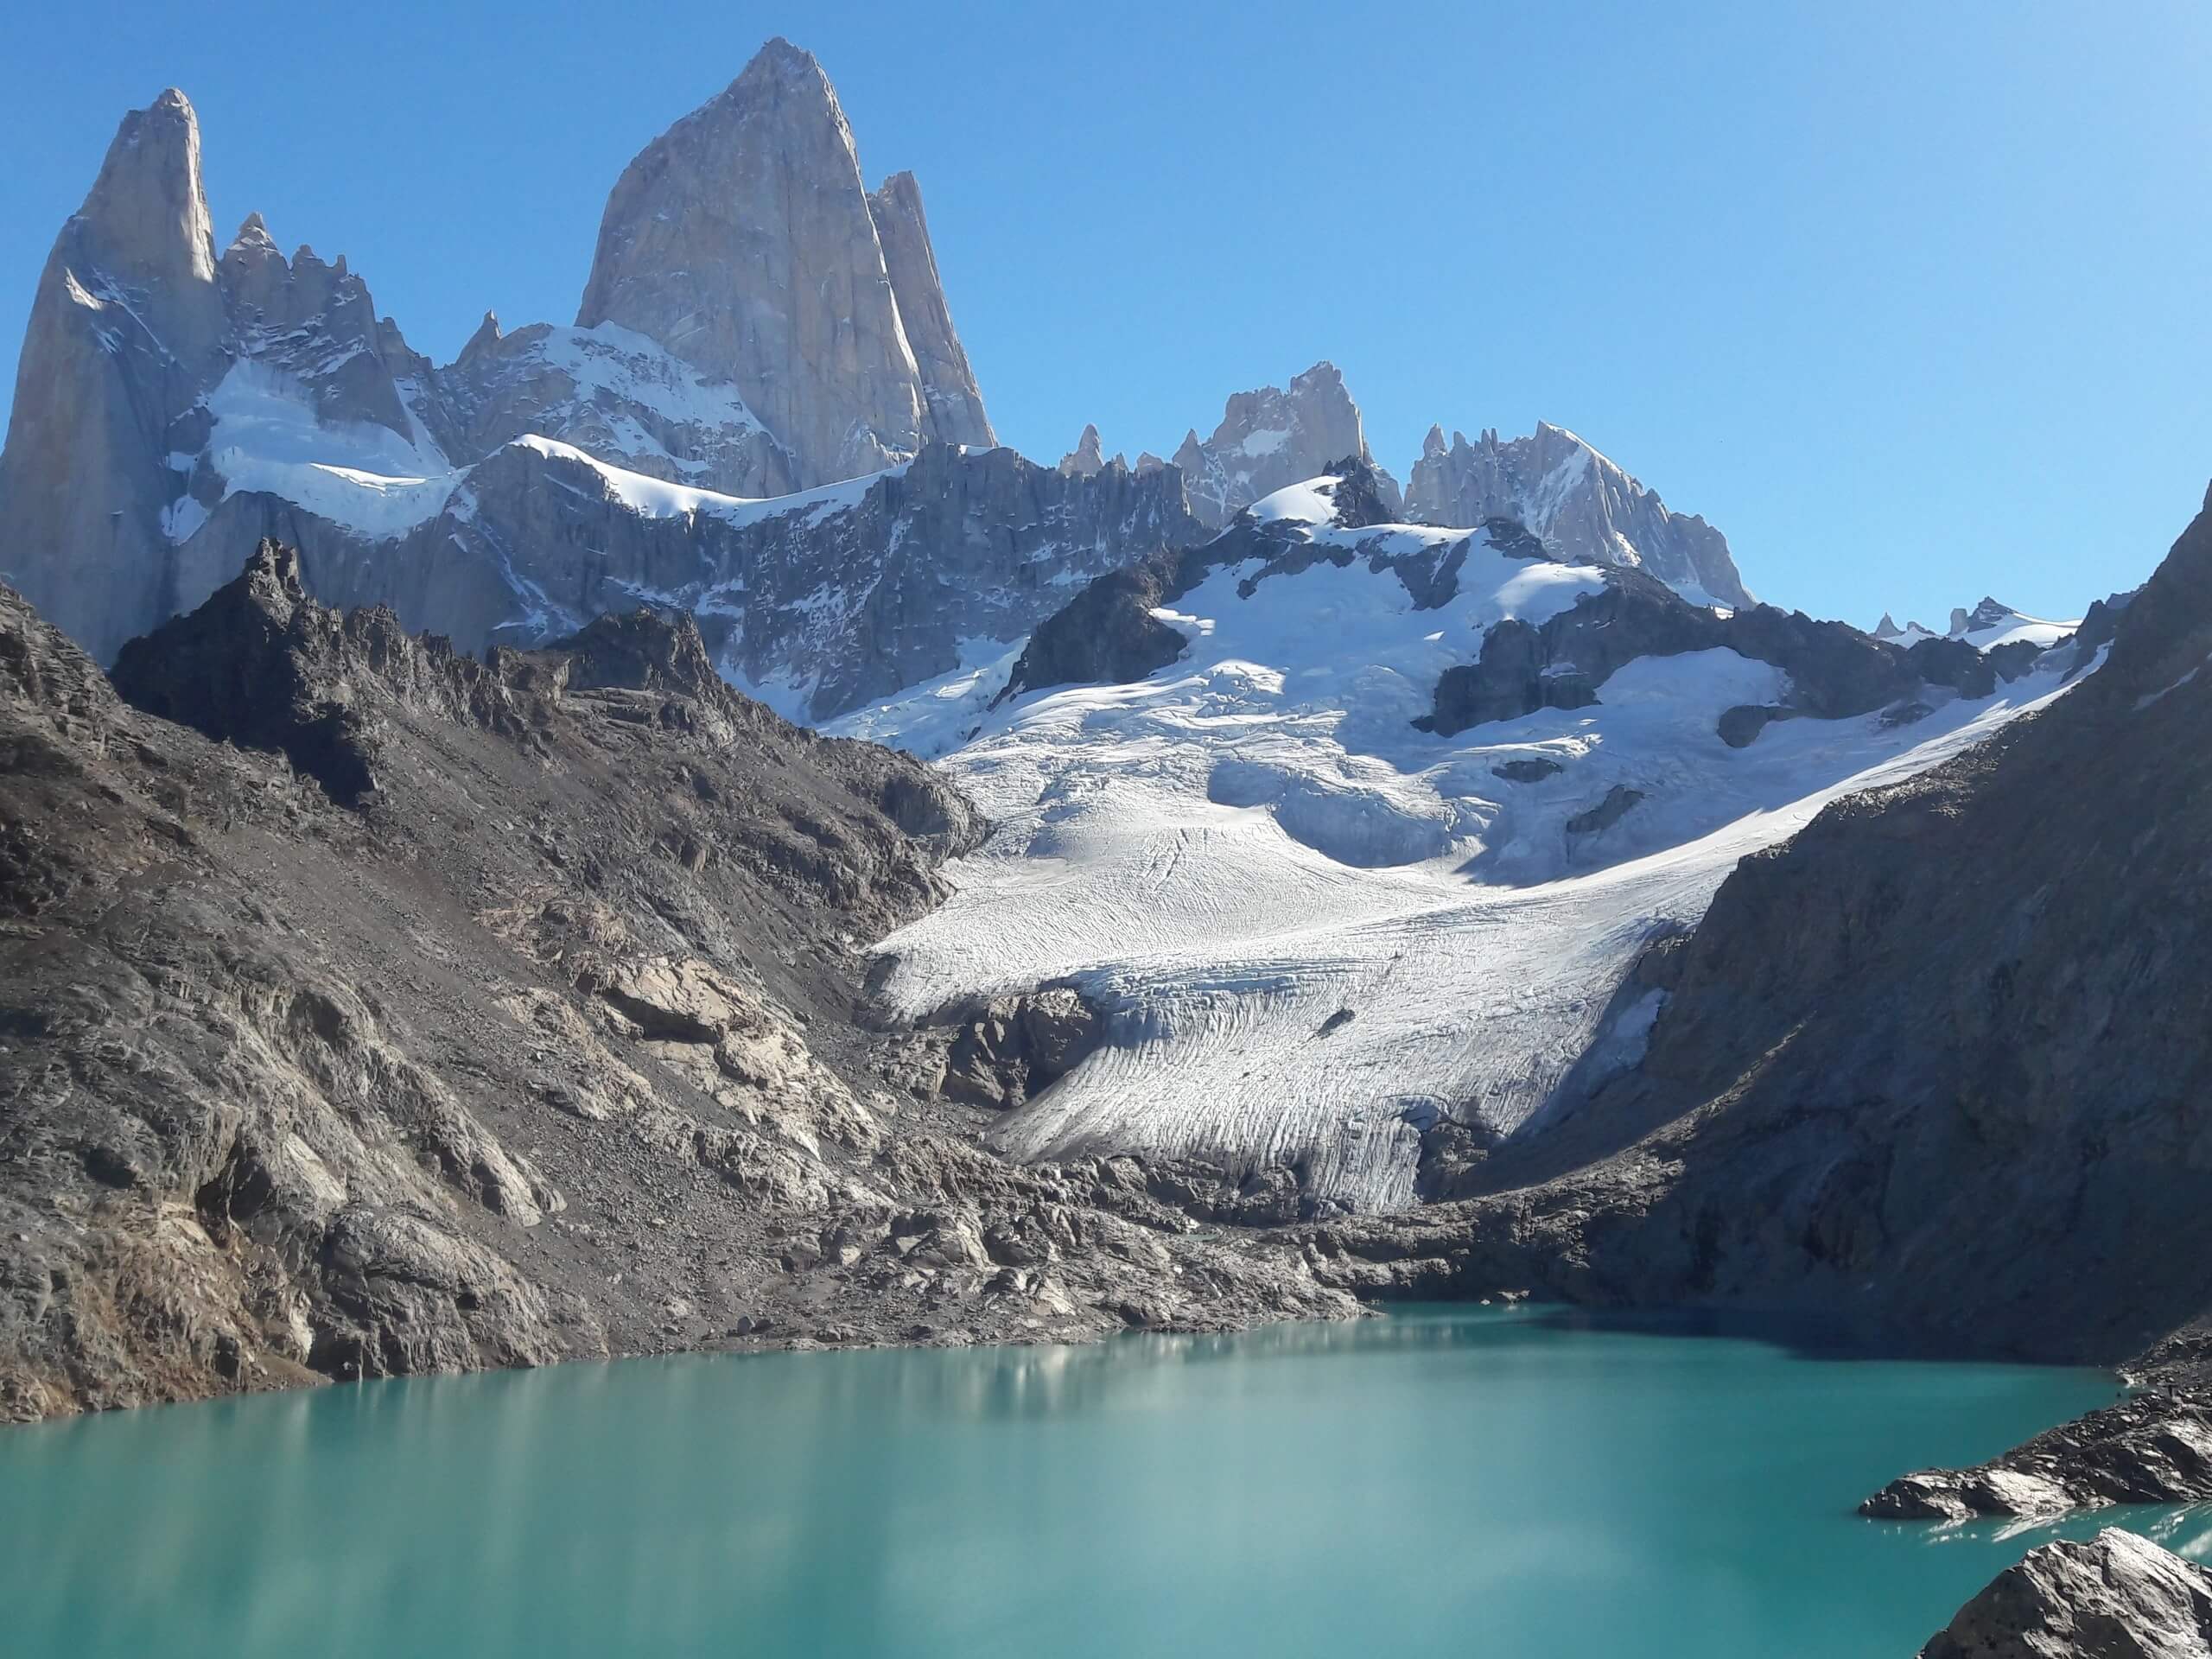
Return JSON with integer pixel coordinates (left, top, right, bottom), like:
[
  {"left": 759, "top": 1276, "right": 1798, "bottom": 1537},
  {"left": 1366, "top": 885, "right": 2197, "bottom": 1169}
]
[{"left": 0, "top": 1306, "right": 2192, "bottom": 1656}]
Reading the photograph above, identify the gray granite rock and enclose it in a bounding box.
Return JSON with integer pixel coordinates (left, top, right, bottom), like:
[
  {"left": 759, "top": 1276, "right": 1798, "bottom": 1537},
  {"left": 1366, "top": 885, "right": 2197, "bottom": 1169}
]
[
  {"left": 1404, "top": 421, "right": 1754, "bottom": 609},
  {"left": 1921, "top": 1530, "right": 2212, "bottom": 1659},
  {"left": 1173, "top": 363, "right": 1402, "bottom": 527},
  {"left": 0, "top": 89, "right": 228, "bottom": 662},
  {"left": 1866, "top": 1393, "right": 2212, "bottom": 1522},
  {"left": 575, "top": 39, "right": 986, "bottom": 486},
  {"left": 0, "top": 550, "right": 1358, "bottom": 1424}
]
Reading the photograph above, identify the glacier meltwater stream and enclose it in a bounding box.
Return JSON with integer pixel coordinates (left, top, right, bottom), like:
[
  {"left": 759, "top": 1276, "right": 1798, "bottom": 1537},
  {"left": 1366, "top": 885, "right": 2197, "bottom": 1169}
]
[{"left": 0, "top": 1307, "right": 2183, "bottom": 1656}]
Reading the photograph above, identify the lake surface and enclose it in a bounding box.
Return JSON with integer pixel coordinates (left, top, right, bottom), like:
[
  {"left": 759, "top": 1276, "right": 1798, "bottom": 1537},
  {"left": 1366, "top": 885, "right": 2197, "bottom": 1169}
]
[{"left": 0, "top": 1306, "right": 2190, "bottom": 1656}]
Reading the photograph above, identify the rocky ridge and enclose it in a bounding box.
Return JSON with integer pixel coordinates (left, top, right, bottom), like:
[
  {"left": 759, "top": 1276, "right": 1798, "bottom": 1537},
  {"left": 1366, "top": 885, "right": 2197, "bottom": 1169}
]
[
  {"left": 1303, "top": 491, "right": 2212, "bottom": 1371},
  {"left": 2, "top": 51, "right": 1788, "bottom": 724},
  {"left": 0, "top": 41, "right": 1000, "bottom": 668},
  {"left": 191, "top": 434, "right": 1205, "bottom": 723},
  {"left": 0, "top": 544, "right": 1355, "bottom": 1422},
  {"left": 1405, "top": 421, "right": 1755, "bottom": 609},
  {"left": 1003, "top": 457, "right": 2046, "bottom": 757}
]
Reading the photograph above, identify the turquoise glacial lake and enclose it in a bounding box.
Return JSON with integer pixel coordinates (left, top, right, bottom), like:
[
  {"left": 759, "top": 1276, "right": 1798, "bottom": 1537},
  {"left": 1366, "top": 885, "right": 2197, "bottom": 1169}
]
[{"left": 0, "top": 1306, "right": 2192, "bottom": 1656}]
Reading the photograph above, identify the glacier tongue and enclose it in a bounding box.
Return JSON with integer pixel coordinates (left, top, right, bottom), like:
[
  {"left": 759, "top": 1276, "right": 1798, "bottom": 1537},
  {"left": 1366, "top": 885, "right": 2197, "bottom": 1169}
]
[{"left": 850, "top": 506, "right": 2088, "bottom": 1212}]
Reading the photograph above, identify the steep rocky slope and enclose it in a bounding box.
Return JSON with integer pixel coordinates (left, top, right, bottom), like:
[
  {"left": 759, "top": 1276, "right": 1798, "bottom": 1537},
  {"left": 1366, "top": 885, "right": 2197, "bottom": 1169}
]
[
  {"left": 1314, "top": 491, "right": 2212, "bottom": 1367},
  {"left": 0, "top": 543, "right": 1352, "bottom": 1422}
]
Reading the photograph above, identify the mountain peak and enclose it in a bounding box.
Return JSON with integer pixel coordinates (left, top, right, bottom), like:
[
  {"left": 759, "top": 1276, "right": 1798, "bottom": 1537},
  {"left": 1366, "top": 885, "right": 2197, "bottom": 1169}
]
[
  {"left": 1403, "top": 419, "right": 1753, "bottom": 609},
  {"left": 576, "top": 37, "right": 985, "bottom": 485},
  {"left": 229, "top": 211, "right": 276, "bottom": 252},
  {"left": 76, "top": 87, "right": 218, "bottom": 292},
  {"left": 1175, "top": 363, "right": 1395, "bottom": 527},
  {"left": 746, "top": 35, "right": 826, "bottom": 82},
  {"left": 1951, "top": 596, "right": 2022, "bottom": 636},
  {"left": 1058, "top": 423, "right": 1106, "bottom": 478},
  {"left": 701, "top": 37, "right": 847, "bottom": 143},
  {"left": 865, "top": 168, "right": 994, "bottom": 452}
]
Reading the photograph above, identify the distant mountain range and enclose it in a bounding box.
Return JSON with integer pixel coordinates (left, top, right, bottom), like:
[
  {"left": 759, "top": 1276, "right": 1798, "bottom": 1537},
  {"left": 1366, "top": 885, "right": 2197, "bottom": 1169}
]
[{"left": 0, "top": 39, "right": 1758, "bottom": 691}]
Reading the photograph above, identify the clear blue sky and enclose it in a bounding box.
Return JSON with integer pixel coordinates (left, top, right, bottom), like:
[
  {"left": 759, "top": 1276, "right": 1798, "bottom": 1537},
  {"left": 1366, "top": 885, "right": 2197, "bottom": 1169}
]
[{"left": 3, "top": 0, "right": 2206, "bottom": 627}]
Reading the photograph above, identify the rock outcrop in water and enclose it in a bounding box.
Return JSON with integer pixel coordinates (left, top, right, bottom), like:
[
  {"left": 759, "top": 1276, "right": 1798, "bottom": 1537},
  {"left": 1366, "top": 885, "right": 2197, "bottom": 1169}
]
[
  {"left": 0, "top": 545, "right": 1355, "bottom": 1422},
  {"left": 1863, "top": 1392, "right": 2212, "bottom": 1522},
  {"left": 1919, "top": 1529, "right": 2212, "bottom": 1659}
]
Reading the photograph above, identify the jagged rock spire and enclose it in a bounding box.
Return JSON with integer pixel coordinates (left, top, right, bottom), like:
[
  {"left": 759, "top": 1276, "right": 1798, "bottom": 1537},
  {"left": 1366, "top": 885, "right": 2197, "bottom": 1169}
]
[
  {"left": 576, "top": 38, "right": 988, "bottom": 485},
  {"left": 867, "top": 169, "right": 993, "bottom": 452},
  {"left": 0, "top": 88, "right": 230, "bottom": 661},
  {"left": 1402, "top": 419, "right": 1754, "bottom": 610},
  {"left": 1172, "top": 362, "right": 1398, "bottom": 527},
  {"left": 75, "top": 88, "right": 220, "bottom": 306},
  {"left": 1058, "top": 423, "right": 1106, "bottom": 478}
]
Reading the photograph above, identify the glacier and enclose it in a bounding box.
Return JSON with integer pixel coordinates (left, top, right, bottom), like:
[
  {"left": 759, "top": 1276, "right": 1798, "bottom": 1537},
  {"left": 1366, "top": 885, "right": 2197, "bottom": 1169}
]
[{"left": 836, "top": 478, "right": 2094, "bottom": 1211}]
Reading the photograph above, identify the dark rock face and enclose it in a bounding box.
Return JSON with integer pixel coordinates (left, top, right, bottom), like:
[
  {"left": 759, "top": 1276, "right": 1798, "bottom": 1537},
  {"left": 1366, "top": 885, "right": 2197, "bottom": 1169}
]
[
  {"left": 0, "top": 552, "right": 1357, "bottom": 1422},
  {"left": 2073, "top": 588, "right": 2139, "bottom": 674},
  {"left": 1416, "top": 566, "right": 1935, "bottom": 740},
  {"left": 1566, "top": 786, "right": 1644, "bottom": 836},
  {"left": 940, "top": 989, "right": 1105, "bottom": 1109},
  {"left": 1716, "top": 703, "right": 1797, "bottom": 748},
  {"left": 1307, "top": 501, "right": 2212, "bottom": 1375},
  {"left": 1000, "top": 551, "right": 1192, "bottom": 701},
  {"left": 1004, "top": 459, "right": 1458, "bottom": 704},
  {"left": 1415, "top": 560, "right": 2067, "bottom": 743},
  {"left": 1920, "top": 1529, "right": 2212, "bottom": 1659},
  {"left": 1905, "top": 635, "right": 1998, "bottom": 698},
  {"left": 1865, "top": 1393, "right": 2212, "bottom": 1521}
]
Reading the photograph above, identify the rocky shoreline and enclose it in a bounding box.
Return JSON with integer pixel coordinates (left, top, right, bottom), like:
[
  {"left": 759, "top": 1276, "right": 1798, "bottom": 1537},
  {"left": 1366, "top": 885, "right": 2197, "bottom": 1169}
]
[{"left": 0, "top": 543, "right": 1362, "bottom": 1424}]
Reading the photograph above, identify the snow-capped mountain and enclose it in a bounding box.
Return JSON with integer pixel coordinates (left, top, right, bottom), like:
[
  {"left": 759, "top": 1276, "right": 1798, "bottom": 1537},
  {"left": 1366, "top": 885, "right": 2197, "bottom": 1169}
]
[
  {"left": 836, "top": 462, "right": 2094, "bottom": 1210},
  {"left": 1943, "top": 596, "right": 2078, "bottom": 649},
  {"left": 1169, "top": 362, "right": 1403, "bottom": 528},
  {"left": 575, "top": 40, "right": 992, "bottom": 484},
  {"left": 1404, "top": 422, "right": 1754, "bottom": 611},
  {"left": 0, "top": 41, "right": 2112, "bottom": 1218},
  {"left": 0, "top": 38, "right": 1795, "bottom": 711},
  {"left": 0, "top": 41, "right": 998, "bottom": 664},
  {"left": 1874, "top": 598, "right": 2083, "bottom": 652}
]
